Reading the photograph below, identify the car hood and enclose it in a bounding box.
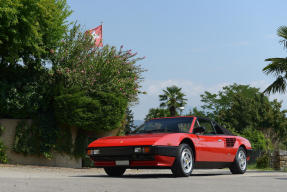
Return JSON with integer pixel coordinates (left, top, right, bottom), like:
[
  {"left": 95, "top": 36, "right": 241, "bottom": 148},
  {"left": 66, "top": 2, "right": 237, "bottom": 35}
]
[{"left": 88, "top": 133, "right": 174, "bottom": 147}]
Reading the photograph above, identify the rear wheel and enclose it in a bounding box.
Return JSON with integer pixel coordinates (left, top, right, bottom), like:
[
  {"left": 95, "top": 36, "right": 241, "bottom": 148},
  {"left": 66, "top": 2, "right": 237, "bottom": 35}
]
[
  {"left": 171, "top": 144, "right": 194, "bottom": 177},
  {"left": 104, "top": 167, "right": 126, "bottom": 177},
  {"left": 229, "top": 147, "right": 247, "bottom": 174}
]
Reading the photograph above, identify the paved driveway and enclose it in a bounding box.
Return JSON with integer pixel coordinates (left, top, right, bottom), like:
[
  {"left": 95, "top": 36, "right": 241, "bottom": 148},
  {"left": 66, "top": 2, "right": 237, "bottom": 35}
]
[{"left": 0, "top": 165, "right": 286, "bottom": 192}]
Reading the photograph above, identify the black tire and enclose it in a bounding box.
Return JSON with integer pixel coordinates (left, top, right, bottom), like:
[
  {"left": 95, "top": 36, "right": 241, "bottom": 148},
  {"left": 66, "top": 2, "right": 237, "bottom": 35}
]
[
  {"left": 171, "top": 144, "right": 194, "bottom": 177},
  {"left": 229, "top": 147, "right": 247, "bottom": 174},
  {"left": 104, "top": 167, "right": 126, "bottom": 177}
]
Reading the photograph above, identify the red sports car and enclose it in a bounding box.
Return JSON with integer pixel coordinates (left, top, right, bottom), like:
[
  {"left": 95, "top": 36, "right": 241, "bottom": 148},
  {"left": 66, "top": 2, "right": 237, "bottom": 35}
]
[{"left": 87, "top": 116, "right": 252, "bottom": 177}]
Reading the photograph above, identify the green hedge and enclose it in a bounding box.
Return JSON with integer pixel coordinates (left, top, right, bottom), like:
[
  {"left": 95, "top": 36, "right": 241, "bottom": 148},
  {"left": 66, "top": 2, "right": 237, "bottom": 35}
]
[
  {"left": 54, "top": 91, "right": 127, "bottom": 131},
  {"left": 0, "top": 141, "right": 7, "bottom": 163},
  {"left": 0, "top": 124, "right": 7, "bottom": 163},
  {"left": 256, "top": 154, "right": 270, "bottom": 169}
]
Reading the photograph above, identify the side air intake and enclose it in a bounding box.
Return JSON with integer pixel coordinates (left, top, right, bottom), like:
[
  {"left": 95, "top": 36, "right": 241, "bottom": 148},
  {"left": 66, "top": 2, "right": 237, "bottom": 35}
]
[{"left": 225, "top": 138, "right": 236, "bottom": 147}]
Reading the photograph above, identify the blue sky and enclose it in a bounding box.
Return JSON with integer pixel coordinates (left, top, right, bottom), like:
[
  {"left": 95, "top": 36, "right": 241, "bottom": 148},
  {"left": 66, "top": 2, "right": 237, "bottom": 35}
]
[{"left": 67, "top": 0, "right": 287, "bottom": 120}]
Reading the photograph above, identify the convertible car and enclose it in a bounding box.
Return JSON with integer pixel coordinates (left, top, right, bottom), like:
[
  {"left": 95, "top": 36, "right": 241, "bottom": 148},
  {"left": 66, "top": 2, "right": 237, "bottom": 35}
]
[{"left": 87, "top": 116, "right": 252, "bottom": 177}]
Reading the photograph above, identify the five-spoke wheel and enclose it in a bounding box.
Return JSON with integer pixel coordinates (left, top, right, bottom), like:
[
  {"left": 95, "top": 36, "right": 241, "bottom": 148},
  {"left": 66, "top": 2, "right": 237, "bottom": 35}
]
[
  {"left": 172, "top": 144, "right": 194, "bottom": 177},
  {"left": 229, "top": 147, "right": 247, "bottom": 174}
]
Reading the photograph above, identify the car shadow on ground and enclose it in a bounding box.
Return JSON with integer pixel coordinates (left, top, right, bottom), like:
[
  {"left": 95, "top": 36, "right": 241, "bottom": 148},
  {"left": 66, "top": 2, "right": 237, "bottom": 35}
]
[
  {"left": 275, "top": 177, "right": 287, "bottom": 180},
  {"left": 71, "top": 173, "right": 227, "bottom": 179}
]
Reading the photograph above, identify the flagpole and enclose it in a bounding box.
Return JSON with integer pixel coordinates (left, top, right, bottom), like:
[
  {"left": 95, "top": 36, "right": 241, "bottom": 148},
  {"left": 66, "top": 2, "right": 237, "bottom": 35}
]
[{"left": 101, "top": 21, "right": 103, "bottom": 46}]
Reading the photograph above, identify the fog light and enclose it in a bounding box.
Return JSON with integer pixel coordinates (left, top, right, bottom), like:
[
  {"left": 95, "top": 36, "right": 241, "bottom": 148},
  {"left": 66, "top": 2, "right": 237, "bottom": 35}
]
[{"left": 134, "top": 147, "right": 142, "bottom": 153}]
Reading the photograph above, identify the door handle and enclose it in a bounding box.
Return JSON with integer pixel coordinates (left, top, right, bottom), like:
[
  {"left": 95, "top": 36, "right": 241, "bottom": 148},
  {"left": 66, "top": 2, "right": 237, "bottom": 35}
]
[{"left": 218, "top": 139, "right": 222, "bottom": 142}]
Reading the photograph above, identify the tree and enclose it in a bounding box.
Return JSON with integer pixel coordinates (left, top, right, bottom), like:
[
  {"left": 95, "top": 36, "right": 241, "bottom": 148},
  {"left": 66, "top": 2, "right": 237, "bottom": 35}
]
[
  {"left": 145, "top": 108, "right": 170, "bottom": 121},
  {"left": 200, "top": 84, "right": 260, "bottom": 121},
  {"left": 52, "top": 24, "right": 145, "bottom": 104},
  {"left": 159, "top": 86, "right": 187, "bottom": 116},
  {"left": 0, "top": 0, "right": 72, "bottom": 118},
  {"left": 125, "top": 108, "right": 136, "bottom": 133},
  {"left": 52, "top": 24, "right": 145, "bottom": 131},
  {"left": 198, "top": 84, "right": 287, "bottom": 150},
  {"left": 0, "top": 0, "right": 72, "bottom": 68},
  {"left": 263, "top": 26, "right": 287, "bottom": 94}
]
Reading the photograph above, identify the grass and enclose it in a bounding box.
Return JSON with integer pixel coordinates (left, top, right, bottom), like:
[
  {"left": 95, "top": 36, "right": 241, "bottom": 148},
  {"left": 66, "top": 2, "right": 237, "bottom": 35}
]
[{"left": 247, "top": 163, "right": 274, "bottom": 171}]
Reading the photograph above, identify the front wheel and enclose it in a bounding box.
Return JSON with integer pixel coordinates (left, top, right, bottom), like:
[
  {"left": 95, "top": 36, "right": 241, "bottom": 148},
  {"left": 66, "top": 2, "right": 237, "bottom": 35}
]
[
  {"left": 104, "top": 167, "right": 126, "bottom": 177},
  {"left": 229, "top": 147, "right": 247, "bottom": 174},
  {"left": 171, "top": 144, "right": 194, "bottom": 177}
]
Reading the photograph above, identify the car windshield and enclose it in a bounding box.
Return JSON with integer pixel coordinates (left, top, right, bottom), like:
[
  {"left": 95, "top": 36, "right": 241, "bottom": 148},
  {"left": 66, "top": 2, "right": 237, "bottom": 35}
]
[{"left": 132, "top": 117, "right": 194, "bottom": 134}]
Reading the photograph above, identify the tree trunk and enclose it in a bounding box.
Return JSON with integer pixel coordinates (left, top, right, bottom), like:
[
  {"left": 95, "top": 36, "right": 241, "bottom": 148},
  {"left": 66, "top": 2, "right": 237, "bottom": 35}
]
[{"left": 169, "top": 106, "right": 176, "bottom": 117}]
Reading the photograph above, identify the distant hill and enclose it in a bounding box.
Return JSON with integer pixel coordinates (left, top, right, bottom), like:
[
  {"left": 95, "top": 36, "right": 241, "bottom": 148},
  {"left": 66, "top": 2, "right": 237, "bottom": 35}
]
[{"left": 133, "top": 120, "right": 144, "bottom": 127}]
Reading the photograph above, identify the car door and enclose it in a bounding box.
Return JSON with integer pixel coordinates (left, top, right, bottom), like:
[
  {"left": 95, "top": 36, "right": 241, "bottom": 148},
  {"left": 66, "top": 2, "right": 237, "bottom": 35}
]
[
  {"left": 212, "top": 122, "right": 238, "bottom": 162},
  {"left": 193, "top": 118, "right": 227, "bottom": 162}
]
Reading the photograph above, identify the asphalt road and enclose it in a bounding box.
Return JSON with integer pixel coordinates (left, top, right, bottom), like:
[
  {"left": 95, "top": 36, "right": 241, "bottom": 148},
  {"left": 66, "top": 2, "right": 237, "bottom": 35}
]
[{"left": 0, "top": 165, "right": 287, "bottom": 192}]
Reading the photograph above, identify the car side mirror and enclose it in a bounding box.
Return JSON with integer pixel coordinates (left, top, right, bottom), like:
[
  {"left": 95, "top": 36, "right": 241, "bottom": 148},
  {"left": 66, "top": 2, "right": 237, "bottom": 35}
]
[{"left": 193, "top": 126, "right": 206, "bottom": 134}]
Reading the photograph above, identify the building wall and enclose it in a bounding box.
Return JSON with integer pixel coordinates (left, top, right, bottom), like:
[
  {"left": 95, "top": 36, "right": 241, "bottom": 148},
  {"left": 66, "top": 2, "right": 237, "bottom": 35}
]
[{"left": 0, "top": 119, "right": 82, "bottom": 168}]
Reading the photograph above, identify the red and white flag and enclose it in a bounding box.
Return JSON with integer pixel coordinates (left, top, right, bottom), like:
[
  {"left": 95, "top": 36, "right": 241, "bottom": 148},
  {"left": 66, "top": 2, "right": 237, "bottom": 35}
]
[{"left": 87, "top": 25, "right": 103, "bottom": 47}]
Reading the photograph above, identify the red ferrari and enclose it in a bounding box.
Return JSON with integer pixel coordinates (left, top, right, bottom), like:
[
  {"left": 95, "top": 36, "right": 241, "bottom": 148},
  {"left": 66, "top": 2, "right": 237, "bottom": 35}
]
[{"left": 87, "top": 116, "right": 252, "bottom": 177}]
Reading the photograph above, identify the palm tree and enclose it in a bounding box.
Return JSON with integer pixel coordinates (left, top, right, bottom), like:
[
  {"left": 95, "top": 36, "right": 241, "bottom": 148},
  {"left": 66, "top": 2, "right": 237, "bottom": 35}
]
[
  {"left": 263, "top": 26, "right": 287, "bottom": 94},
  {"left": 159, "top": 85, "right": 187, "bottom": 116}
]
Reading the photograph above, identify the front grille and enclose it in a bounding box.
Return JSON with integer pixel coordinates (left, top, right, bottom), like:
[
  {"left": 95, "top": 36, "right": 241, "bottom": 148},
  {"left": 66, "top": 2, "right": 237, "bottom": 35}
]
[
  {"left": 88, "top": 146, "right": 155, "bottom": 161},
  {"left": 225, "top": 138, "right": 236, "bottom": 147},
  {"left": 91, "top": 154, "right": 154, "bottom": 161},
  {"left": 88, "top": 146, "right": 135, "bottom": 156},
  {"left": 88, "top": 145, "right": 178, "bottom": 161}
]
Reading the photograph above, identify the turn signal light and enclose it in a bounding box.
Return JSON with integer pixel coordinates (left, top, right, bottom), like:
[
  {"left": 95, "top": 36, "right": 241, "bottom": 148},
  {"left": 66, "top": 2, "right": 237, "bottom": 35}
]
[
  {"left": 143, "top": 147, "right": 150, "bottom": 153},
  {"left": 87, "top": 149, "right": 100, "bottom": 155}
]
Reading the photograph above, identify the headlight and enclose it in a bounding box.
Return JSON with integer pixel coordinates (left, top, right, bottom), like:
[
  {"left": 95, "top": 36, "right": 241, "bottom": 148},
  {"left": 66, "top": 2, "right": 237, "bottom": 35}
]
[
  {"left": 134, "top": 147, "right": 142, "bottom": 153},
  {"left": 92, "top": 149, "right": 100, "bottom": 155},
  {"left": 134, "top": 146, "right": 151, "bottom": 153},
  {"left": 88, "top": 149, "right": 100, "bottom": 155}
]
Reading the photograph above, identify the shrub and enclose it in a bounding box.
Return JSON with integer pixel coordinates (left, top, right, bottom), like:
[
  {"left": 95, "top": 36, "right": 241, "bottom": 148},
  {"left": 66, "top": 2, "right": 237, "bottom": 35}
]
[
  {"left": 52, "top": 25, "right": 145, "bottom": 104},
  {"left": 13, "top": 115, "right": 58, "bottom": 159},
  {"left": 73, "top": 129, "right": 88, "bottom": 158},
  {"left": 54, "top": 91, "right": 127, "bottom": 131},
  {"left": 256, "top": 154, "right": 270, "bottom": 169},
  {"left": 0, "top": 141, "right": 7, "bottom": 164},
  {"left": 0, "top": 124, "right": 7, "bottom": 163},
  {"left": 0, "top": 124, "right": 4, "bottom": 135},
  {"left": 0, "top": 81, "right": 46, "bottom": 118},
  {"left": 241, "top": 127, "right": 272, "bottom": 151}
]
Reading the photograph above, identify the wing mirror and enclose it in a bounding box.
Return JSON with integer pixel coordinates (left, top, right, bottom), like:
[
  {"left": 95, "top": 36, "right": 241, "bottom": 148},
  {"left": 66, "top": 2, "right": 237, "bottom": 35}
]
[{"left": 193, "top": 126, "right": 206, "bottom": 134}]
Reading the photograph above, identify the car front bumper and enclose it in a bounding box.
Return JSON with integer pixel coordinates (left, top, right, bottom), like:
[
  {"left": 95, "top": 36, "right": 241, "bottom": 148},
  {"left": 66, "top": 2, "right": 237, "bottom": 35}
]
[
  {"left": 246, "top": 149, "right": 253, "bottom": 161},
  {"left": 87, "top": 145, "right": 178, "bottom": 168}
]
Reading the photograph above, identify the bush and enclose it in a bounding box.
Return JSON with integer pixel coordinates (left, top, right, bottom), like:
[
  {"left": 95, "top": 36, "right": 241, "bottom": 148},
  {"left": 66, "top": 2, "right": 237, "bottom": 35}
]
[
  {"left": 0, "top": 141, "right": 7, "bottom": 164},
  {"left": 256, "top": 154, "right": 270, "bottom": 169},
  {"left": 0, "top": 81, "right": 45, "bottom": 118},
  {"left": 73, "top": 129, "right": 88, "bottom": 158},
  {"left": 13, "top": 115, "right": 58, "bottom": 159},
  {"left": 241, "top": 127, "right": 272, "bottom": 151},
  {"left": 54, "top": 91, "right": 127, "bottom": 131},
  {"left": 0, "top": 124, "right": 4, "bottom": 135}
]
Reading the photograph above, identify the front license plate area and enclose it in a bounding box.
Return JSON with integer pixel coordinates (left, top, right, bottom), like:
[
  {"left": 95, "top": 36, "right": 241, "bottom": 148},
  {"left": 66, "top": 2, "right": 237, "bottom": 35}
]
[{"left": 115, "top": 160, "right": 129, "bottom": 166}]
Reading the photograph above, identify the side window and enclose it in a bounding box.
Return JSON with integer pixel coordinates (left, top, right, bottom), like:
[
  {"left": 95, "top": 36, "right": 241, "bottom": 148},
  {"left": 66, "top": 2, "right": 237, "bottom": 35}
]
[
  {"left": 178, "top": 122, "right": 192, "bottom": 133},
  {"left": 213, "top": 122, "right": 224, "bottom": 134},
  {"left": 193, "top": 120, "right": 200, "bottom": 128},
  {"left": 198, "top": 119, "right": 216, "bottom": 135}
]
